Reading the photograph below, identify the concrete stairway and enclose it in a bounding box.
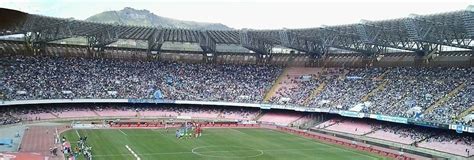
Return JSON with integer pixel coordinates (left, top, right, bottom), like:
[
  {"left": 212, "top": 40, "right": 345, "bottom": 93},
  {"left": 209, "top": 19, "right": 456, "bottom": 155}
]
[
  {"left": 50, "top": 112, "right": 60, "bottom": 118},
  {"left": 377, "top": 69, "right": 391, "bottom": 80},
  {"left": 253, "top": 110, "right": 265, "bottom": 121},
  {"left": 263, "top": 67, "right": 322, "bottom": 103},
  {"left": 92, "top": 110, "right": 101, "bottom": 116},
  {"left": 424, "top": 83, "right": 466, "bottom": 114},
  {"left": 303, "top": 82, "right": 326, "bottom": 106},
  {"left": 361, "top": 80, "right": 388, "bottom": 102},
  {"left": 263, "top": 68, "right": 289, "bottom": 102},
  {"left": 456, "top": 105, "right": 474, "bottom": 120}
]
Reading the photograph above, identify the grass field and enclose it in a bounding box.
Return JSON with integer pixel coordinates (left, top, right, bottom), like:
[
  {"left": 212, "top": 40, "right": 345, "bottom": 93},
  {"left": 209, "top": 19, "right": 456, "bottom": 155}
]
[{"left": 62, "top": 128, "right": 387, "bottom": 160}]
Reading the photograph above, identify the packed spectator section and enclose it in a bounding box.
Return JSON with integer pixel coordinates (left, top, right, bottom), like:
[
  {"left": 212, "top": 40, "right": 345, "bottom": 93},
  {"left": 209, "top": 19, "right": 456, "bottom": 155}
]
[
  {"left": 1, "top": 55, "right": 473, "bottom": 126},
  {"left": 2, "top": 56, "right": 282, "bottom": 103},
  {"left": 366, "top": 67, "right": 471, "bottom": 119},
  {"left": 423, "top": 80, "right": 474, "bottom": 125},
  {"left": 267, "top": 66, "right": 473, "bottom": 125},
  {"left": 267, "top": 68, "right": 323, "bottom": 106}
]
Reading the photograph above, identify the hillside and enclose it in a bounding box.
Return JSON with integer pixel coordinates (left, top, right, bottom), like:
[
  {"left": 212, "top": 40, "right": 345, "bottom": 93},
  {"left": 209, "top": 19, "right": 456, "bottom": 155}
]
[{"left": 85, "top": 7, "right": 232, "bottom": 30}]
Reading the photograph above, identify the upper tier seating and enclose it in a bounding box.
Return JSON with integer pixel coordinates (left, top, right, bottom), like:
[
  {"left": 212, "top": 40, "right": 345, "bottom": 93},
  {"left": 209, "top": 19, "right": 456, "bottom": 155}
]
[
  {"left": 2, "top": 56, "right": 282, "bottom": 103},
  {"left": 268, "top": 67, "right": 323, "bottom": 106}
]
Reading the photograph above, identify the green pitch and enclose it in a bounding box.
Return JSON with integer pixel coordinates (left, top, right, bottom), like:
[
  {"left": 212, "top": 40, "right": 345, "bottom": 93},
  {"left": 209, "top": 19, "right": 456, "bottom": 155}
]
[{"left": 62, "top": 128, "right": 387, "bottom": 160}]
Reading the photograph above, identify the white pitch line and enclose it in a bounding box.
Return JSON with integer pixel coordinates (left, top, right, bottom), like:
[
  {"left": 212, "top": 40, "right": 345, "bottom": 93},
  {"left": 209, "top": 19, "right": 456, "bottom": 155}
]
[
  {"left": 119, "top": 129, "right": 128, "bottom": 136},
  {"left": 75, "top": 130, "right": 81, "bottom": 138},
  {"left": 125, "top": 145, "right": 141, "bottom": 160}
]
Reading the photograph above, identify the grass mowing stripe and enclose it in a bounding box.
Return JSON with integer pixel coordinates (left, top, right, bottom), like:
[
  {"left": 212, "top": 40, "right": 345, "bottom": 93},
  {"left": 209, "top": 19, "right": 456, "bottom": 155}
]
[
  {"left": 289, "top": 133, "right": 373, "bottom": 159},
  {"left": 63, "top": 128, "right": 386, "bottom": 160},
  {"left": 93, "top": 147, "right": 328, "bottom": 157},
  {"left": 289, "top": 132, "right": 381, "bottom": 160},
  {"left": 240, "top": 128, "right": 384, "bottom": 160}
]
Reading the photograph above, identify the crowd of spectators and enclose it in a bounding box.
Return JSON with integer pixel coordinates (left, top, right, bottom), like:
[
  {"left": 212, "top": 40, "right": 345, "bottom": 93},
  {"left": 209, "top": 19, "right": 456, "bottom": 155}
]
[
  {"left": 1, "top": 55, "right": 473, "bottom": 125},
  {"left": 422, "top": 132, "right": 473, "bottom": 156},
  {"left": 423, "top": 80, "right": 474, "bottom": 125},
  {"left": 265, "top": 66, "right": 472, "bottom": 126},
  {"left": 269, "top": 68, "right": 384, "bottom": 109},
  {"left": 309, "top": 77, "right": 381, "bottom": 110},
  {"left": 307, "top": 68, "right": 384, "bottom": 110},
  {"left": 2, "top": 56, "right": 282, "bottom": 103},
  {"left": 344, "top": 67, "right": 386, "bottom": 79},
  {"left": 366, "top": 67, "right": 472, "bottom": 121},
  {"left": 424, "top": 133, "right": 473, "bottom": 147},
  {"left": 268, "top": 74, "right": 323, "bottom": 106},
  {"left": 370, "top": 123, "right": 434, "bottom": 142},
  {"left": 0, "top": 107, "right": 21, "bottom": 125}
]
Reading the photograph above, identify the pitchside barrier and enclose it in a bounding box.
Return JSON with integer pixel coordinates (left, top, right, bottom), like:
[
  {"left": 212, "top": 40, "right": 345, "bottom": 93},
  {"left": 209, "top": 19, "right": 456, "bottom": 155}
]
[
  {"left": 276, "top": 127, "right": 413, "bottom": 160},
  {"left": 2, "top": 98, "right": 472, "bottom": 133},
  {"left": 310, "top": 128, "right": 461, "bottom": 159}
]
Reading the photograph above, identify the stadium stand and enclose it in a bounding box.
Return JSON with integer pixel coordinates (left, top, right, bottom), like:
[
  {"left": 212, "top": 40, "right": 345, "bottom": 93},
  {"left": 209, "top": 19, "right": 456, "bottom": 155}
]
[
  {"left": 324, "top": 119, "right": 373, "bottom": 135},
  {"left": 54, "top": 109, "right": 98, "bottom": 118},
  {"left": 267, "top": 67, "right": 323, "bottom": 105},
  {"left": 0, "top": 6, "right": 473, "bottom": 159},
  {"left": 365, "top": 67, "right": 470, "bottom": 119},
  {"left": 419, "top": 134, "right": 473, "bottom": 157},
  {"left": 2, "top": 56, "right": 282, "bottom": 103},
  {"left": 3, "top": 104, "right": 260, "bottom": 122},
  {"left": 313, "top": 118, "right": 473, "bottom": 157},
  {"left": 95, "top": 108, "right": 139, "bottom": 117},
  {"left": 423, "top": 80, "right": 474, "bottom": 125},
  {"left": 2, "top": 56, "right": 473, "bottom": 126},
  {"left": 257, "top": 111, "right": 305, "bottom": 126},
  {"left": 312, "top": 118, "right": 339, "bottom": 129},
  {"left": 366, "top": 122, "right": 433, "bottom": 145}
]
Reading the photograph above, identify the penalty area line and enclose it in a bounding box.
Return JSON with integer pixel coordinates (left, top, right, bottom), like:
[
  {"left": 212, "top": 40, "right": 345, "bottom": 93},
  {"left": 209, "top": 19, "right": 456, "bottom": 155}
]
[
  {"left": 75, "top": 130, "right": 81, "bottom": 138},
  {"left": 125, "top": 145, "right": 141, "bottom": 160},
  {"left": 119, "top": 129, "right": 128, "bottom": 136}
]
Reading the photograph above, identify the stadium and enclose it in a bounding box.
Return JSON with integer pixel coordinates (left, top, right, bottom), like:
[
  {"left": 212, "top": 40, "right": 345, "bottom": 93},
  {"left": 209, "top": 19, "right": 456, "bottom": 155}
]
[{"left": 0, "top": 1, "right": 473, "bottom": 160}]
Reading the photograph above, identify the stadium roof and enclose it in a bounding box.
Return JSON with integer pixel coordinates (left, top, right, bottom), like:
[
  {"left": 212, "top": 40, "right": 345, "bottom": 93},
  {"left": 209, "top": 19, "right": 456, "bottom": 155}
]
[{"left": 0, "top": 6, "right": 473, "bottom": 57}]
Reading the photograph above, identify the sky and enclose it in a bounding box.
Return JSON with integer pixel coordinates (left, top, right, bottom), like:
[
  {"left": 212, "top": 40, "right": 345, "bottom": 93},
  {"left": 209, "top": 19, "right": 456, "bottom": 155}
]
[{"left": 0, "top": 0, "right": 472, "bottom": 29}]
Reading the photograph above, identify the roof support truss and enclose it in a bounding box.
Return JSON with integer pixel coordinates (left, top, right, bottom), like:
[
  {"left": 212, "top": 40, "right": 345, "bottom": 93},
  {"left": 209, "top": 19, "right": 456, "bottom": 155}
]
[
  {"left": 148, "top": 29, "right": 164, "bottom": 53},
  {"left": 279, "top": 30, "right": 327, "bottom": 57},
  {"left": 239, "top": 30, "right": 273, "bottom": 55},
  {"left": 199, "top": 31, "right": 217, "bottom": 53},
  {"left": 87, "top": 26, "right": 119, "bottom": 50}
]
